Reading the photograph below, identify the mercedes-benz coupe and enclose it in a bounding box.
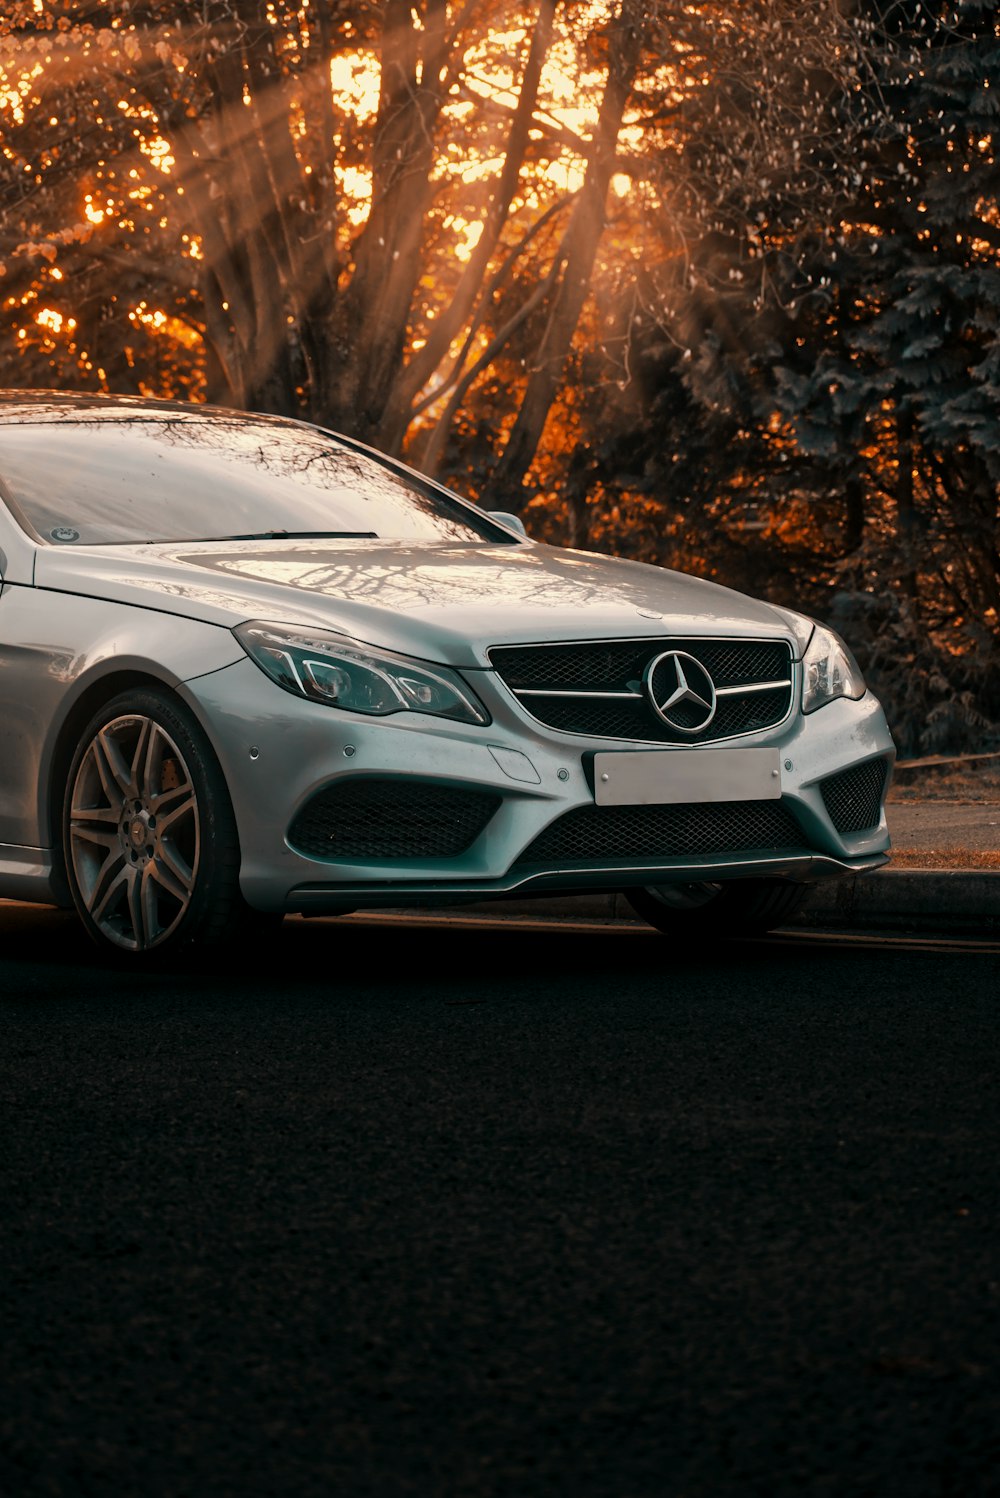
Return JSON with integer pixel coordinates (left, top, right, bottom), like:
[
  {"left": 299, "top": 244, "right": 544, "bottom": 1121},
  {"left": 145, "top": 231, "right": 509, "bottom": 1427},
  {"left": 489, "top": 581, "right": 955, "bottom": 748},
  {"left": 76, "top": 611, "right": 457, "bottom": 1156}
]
[{"left": 0, "top": 393, "right": 894, "bottom": 958}]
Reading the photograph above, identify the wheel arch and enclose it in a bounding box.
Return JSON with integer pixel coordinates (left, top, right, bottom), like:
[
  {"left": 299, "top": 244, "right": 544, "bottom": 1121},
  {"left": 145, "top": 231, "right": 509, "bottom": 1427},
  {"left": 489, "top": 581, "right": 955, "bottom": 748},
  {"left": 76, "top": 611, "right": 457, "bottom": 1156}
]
[
  {"left": 56, "top": 673, "right": 254, "bottom": 954},
  {"left": 44, "top": 668, "right": 191, "bottom": 896}
]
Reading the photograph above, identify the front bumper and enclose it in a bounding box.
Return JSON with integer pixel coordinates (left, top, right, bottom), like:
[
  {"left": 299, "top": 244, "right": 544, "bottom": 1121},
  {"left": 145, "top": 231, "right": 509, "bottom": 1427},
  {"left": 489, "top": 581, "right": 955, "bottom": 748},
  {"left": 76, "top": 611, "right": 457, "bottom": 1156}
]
[{"left": 181, "top": 658, "right": 895, "bottom": 915}]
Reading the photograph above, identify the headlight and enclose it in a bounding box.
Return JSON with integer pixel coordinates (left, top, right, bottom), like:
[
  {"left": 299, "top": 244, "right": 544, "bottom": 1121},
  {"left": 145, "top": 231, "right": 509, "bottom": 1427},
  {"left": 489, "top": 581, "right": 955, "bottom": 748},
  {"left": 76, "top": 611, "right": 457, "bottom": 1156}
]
[
  {"left": 234, "top": 621, "right": 491, "bottom": 726},
  {"left": 801, "top": 622, "right": 866, "bottom": 713}
]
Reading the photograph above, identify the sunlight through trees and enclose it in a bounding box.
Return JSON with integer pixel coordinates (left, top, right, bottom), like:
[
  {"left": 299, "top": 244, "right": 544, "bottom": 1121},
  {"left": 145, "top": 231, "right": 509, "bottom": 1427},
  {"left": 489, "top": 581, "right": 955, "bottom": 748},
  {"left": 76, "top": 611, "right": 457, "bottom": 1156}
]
[{"left": 1, "top": 0, "right": 998, "bottom": 749}]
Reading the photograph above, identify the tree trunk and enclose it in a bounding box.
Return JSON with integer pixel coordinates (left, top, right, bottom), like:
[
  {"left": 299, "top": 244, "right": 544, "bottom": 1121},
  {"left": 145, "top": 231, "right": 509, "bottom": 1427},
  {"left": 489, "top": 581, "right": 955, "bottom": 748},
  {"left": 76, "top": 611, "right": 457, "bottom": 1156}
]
[
  {"left": 324, "top": 0, "right": 450, "bottom": 437},
  {"left": 844, "top": 469, "right": 865, "bottom": 552},
  {"left": 380, "top": 0, "right": 560, "bottom": 450},
  {"left": 490, "top": 0, "right": 647, "bottom": 507},
  {"left": 896, "top": 406, "right": 918, "bottom": 605}
]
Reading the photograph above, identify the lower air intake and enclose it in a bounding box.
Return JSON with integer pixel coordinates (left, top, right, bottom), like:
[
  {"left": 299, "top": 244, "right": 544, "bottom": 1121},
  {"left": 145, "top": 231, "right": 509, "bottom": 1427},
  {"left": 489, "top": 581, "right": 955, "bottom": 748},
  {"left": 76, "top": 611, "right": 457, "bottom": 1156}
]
[
  {"left": 819, "top": 758, "right": 889, "bottom": 835},
  {"left": 289, "top": 779, "right": 501, "bottom": 860},
  {"left": 515, "top": 800, "right": 805, "bottom": 866}
]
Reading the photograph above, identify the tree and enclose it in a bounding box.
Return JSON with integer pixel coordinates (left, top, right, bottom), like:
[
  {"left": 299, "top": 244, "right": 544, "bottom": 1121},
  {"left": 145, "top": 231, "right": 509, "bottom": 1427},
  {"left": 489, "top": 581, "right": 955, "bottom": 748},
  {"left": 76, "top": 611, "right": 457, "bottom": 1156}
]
[
  {"left": 561, "top": 0, "right": 1000, "bottom": 749},
  {"left": 2, "top": 1, "right": 878, "bottom": 511},
  {"left": 0, "top": 0, "right": 658, "bottom": 500},
  {"left": 521, "top": 0, "right": 880, "bottom": 551},
  {"left": 773, "top": 1, "right": 1000, "bottom": 618}
]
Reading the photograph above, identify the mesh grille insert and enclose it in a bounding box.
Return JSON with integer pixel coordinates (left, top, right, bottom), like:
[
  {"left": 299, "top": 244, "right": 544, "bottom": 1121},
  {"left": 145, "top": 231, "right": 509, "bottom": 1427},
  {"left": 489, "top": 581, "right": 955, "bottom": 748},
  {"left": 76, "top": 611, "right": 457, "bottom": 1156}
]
[
  {"left": 490, "top": 637, "right": 793, "bottom": 744},
  {"left": 491, "top": 638, "right": 790, "bottom": 691},
  {"left": 289, "top": 779, "right": 501, "bottom": 860},
  {"left": 515, "top": 800, "right": 806, "bottom": 866},
  {"left": 820, "top": 758, "right": 889, "bottom": 835}
]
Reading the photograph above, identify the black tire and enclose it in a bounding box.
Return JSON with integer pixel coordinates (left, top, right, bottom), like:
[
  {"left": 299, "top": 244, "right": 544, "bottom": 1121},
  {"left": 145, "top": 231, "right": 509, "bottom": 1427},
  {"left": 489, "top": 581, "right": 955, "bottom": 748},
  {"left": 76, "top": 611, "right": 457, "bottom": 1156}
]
[
  {"left": 63, "top": 687, "right": 266, "bottom": 958},
  {"left": 625, "top": 878, "right": 809, "bottom": 938}
]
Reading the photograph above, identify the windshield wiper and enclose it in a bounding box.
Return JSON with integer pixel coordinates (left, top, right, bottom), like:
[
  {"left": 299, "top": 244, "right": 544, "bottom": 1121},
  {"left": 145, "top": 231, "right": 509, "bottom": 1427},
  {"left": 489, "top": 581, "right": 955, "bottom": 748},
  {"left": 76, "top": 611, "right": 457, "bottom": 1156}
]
[{"left": 196, "top": 530, "right": 379, "bottom": 542}]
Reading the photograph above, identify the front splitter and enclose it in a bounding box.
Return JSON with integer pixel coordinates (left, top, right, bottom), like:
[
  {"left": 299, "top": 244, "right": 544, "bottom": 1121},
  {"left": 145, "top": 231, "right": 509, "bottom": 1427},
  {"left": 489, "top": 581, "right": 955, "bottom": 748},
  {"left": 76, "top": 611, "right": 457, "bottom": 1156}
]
[{"left": 285, "top": 849, "right": 891, "bottom": 913}]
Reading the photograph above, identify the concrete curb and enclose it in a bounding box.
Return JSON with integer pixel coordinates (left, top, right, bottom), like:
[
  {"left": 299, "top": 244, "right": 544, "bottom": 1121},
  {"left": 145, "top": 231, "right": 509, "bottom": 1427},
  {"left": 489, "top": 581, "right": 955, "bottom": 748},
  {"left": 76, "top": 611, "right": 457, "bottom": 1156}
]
[
  {"left": 893, "top": 750, "right": 1000, "bottom": 781},
  {"left": 459, "top": 869, "right": 1000, "bottom": 937},
  {"left": 792, "top": 868, "right": 1000, "bottom": 935}
]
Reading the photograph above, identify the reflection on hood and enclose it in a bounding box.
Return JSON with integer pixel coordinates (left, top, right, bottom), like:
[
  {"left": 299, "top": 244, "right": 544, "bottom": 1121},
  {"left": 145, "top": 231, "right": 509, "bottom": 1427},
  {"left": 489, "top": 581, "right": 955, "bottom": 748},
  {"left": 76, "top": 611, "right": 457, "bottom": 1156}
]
[{"left": 35, "top": 538, "right": 795, "bottom": 667}]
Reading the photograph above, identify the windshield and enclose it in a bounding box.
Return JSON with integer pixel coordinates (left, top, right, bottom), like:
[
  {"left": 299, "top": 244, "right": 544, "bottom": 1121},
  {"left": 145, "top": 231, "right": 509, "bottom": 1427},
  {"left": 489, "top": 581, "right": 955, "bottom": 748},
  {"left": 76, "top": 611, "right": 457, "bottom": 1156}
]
[{"left": 0, "top": 412, "right": 513, "bottom": 546}]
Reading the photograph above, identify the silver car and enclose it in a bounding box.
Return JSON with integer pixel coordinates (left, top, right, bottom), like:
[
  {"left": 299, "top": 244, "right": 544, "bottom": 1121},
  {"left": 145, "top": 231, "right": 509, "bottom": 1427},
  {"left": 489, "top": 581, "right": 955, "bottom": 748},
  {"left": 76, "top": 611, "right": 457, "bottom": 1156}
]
[{"left": 0, "top": 392, "right": 893, "bottom": 958}]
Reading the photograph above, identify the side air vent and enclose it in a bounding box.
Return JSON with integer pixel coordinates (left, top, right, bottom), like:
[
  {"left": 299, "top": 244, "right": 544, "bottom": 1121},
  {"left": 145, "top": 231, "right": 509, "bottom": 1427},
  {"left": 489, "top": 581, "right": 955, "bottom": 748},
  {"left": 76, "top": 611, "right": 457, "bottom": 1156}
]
[
  {"left": 289, "top": 779, "right": 501, "bottom": 860},
  {"left": 819, "top": 759, "right": 890, "bottom": 835}
]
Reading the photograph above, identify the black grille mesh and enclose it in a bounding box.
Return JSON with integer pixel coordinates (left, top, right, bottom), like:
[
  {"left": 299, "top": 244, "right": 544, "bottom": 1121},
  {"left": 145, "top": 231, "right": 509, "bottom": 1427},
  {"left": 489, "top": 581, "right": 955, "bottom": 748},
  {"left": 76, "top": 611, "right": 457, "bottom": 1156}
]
[
  {"left": 491, "top": 639, "right": 790, "bottom": 690},
  {"left": 289, "top": 779, "right": 501, "bottom": 860},
  {"left": 515, "top": 800, "right": 805, "bottom": 866},
  {"left": 490, "top": 638, "right": 792, "bottom": 743},
  {"left": 521, "top": 690, "right": 792, "bottom": 743},
  {"left": 820, "top": 758, "right": 889, "bottom": 835}
]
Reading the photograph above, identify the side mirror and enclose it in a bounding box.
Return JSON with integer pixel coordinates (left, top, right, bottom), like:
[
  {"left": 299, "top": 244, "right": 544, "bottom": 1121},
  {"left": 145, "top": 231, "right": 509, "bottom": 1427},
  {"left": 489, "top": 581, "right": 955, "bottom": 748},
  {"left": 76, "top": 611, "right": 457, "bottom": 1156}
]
[{"left": 487, "top": 511, "right": 527, "bottom": 537}]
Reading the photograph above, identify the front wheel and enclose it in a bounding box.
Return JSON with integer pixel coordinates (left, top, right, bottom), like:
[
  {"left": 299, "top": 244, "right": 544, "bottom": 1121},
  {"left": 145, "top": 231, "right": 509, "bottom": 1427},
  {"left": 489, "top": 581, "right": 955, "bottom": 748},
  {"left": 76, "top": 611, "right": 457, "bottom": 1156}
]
[
  {"left": 63, "top": 688, "right": 254, "bottom": 958},
  {"left": 625, "top": 878, "right": 809, "bottom": 938}
]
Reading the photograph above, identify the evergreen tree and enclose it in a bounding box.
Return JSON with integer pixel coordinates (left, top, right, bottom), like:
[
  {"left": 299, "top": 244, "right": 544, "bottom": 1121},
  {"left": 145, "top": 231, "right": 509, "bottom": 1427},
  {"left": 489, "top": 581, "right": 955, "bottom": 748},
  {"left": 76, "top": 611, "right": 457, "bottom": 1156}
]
[{"left": 581, "top": 1, "right": 1000, "bottom": 749}]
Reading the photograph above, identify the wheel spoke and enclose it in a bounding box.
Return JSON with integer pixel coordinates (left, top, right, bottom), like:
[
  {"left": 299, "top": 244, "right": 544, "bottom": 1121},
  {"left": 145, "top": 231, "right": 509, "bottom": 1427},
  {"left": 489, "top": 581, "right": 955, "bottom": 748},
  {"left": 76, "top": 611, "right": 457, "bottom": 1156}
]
[
  {"left": 132, "top": 865, "right": 160, "bottom": 948},
  {"left": 153, "top": 785, "right": 197, "bottom": 835},
  {"left": 127, "top": 717, "right": 153, "bottom": 800},
  {"left": 116, "top": 863, "right": 143, "bottom": 948},
  {"left": 70, "top": 821, "right": 120, "bottom": 853},
  {"left": 136, "top": 718, "right": 158, "bottom": 802},
  {"left": 69, "top": 800, "right": 120, "bottom": 853},
  {"left": 150, "top": 843, "right": 195, "bottom": 904},
  {"left": 70, "top": 804, "right": 119, "bottom": 826},
  {"left": 90, "top": 853, "right": 130, "bottom": 925},
  {"left": 92, "top": 727, "right": 133, "bottom": 802}
]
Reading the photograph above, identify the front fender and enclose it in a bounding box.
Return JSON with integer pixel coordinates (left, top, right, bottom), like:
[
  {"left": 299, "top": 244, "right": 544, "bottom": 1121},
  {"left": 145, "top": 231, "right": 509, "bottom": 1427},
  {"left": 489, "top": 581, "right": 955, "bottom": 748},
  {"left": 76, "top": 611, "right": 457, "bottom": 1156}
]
[{"left": 0, "top": 584, "right": 241, "bottom": 849}]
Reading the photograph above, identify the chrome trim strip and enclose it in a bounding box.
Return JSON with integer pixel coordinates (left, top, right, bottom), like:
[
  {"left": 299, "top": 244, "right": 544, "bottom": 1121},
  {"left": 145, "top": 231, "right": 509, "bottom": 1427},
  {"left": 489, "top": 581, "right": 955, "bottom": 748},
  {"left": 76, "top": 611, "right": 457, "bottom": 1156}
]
[
  {"left": 488, "top": 634, "right": 797, "bottom": 654},
  {"left": 516, "top": 682, "right": 789, "bottom": 701},
  {"left": 515, "top": 688, "right": 643, "bottom": 700},
  {"left": 716, "top": 679, "right": 791, "bottom": 697},
  {"left": 499, "top": 699, "right": 798, "bottom": 748}
]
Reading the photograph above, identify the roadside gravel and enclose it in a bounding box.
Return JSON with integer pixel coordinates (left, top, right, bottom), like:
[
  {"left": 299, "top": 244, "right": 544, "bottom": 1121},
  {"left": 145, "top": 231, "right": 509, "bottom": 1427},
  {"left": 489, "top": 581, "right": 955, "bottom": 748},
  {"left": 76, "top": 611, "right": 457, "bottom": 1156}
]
[{"left": 888, "top": 757, "right": 1000, "bottom": 869}]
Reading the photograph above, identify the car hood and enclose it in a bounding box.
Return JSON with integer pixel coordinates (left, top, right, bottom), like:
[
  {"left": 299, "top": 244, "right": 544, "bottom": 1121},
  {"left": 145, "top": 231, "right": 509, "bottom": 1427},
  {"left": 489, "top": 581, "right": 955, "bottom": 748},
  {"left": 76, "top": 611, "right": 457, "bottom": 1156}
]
[{"left": 35, "top": 538, "right": 799, "bottom": 668}]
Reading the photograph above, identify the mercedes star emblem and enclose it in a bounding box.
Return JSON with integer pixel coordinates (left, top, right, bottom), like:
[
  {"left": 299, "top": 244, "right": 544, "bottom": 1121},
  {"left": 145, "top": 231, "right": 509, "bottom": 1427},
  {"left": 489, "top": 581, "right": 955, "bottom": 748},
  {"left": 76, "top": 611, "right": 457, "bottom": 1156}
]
[{"left": 644, "top": 650, "right": 717, "bottom": 733}]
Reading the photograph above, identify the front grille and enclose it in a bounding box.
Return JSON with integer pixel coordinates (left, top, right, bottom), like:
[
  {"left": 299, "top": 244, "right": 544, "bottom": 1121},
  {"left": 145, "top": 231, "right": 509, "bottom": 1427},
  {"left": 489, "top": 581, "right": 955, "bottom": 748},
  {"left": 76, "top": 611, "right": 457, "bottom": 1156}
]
[
  {"left": 289, "top": 779, "right": 501, "bottom": 860},
  {"left": 820, "top": 758, "right": 889, "bottom": 835},
  {"left": 490, "top": 637, "right": 793, "bottom": 744},
  {"left": 514, "top": 800, "right": 806, "bottom": 867},
  {"left": 525, "top": 688, "right": 791, "bottom": 743}
]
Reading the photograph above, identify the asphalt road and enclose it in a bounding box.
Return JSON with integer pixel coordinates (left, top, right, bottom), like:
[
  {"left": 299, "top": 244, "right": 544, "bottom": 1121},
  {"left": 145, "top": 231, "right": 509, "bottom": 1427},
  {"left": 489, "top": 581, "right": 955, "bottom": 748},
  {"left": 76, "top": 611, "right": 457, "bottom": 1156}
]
[{"left": 2, "top": 905, "right": 998, "bottom": 1498}]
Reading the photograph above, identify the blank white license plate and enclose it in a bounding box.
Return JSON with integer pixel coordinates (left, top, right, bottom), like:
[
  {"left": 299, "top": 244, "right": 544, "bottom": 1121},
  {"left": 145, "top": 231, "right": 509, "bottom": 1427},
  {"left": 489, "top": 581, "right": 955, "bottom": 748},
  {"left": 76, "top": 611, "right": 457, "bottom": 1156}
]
[{"left": 593, "top": 749, "right": 781, "bottom": 807}]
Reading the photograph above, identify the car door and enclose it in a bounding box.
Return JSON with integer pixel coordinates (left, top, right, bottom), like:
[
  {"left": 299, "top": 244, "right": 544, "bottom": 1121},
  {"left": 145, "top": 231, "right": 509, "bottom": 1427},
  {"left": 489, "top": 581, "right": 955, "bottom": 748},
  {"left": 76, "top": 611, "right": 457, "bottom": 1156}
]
[{"left": 0, "top": 491, "right": 47, "bottom": 852}]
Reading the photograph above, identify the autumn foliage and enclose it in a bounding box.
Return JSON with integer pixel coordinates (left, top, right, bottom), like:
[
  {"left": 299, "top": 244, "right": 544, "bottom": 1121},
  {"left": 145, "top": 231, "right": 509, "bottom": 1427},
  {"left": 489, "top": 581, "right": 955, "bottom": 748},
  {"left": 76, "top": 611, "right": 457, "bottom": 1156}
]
[{"left": 1, "top": 0, "right": 998, "bottom": 751}]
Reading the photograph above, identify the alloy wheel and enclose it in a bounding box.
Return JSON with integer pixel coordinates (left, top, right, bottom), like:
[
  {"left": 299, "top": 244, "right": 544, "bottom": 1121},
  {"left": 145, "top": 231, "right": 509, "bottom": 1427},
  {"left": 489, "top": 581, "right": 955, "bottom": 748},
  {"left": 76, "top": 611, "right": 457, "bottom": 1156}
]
[
  {"left": 68, "top": 713, "right": 200, "bottom": 951},
  {"left": 642, "top": 881, "right": 724, "bottom": 911}
]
